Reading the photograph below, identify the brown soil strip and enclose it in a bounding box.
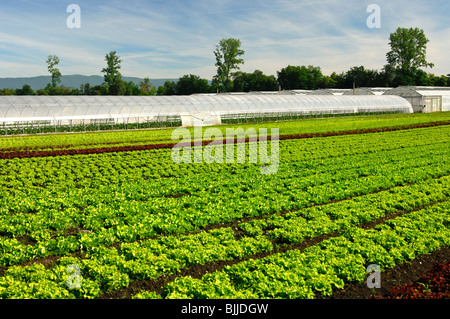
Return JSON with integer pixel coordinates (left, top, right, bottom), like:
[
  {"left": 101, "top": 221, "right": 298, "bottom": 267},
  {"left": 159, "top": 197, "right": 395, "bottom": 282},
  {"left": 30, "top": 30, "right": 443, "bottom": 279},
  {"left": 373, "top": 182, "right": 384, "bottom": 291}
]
[
  {"left": 323, "top": 246, "right": 450, "bottom": 299},
  {"left": 1, "top": 120, "right": 449, "bottom": 160}
]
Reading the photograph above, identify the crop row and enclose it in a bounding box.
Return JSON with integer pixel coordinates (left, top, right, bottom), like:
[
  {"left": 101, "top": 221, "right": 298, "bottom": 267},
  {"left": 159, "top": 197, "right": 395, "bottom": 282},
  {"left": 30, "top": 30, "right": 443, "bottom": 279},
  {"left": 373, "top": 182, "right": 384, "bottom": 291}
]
[
  {"left": 0, "top": 121, "right": 448, "bottom": 299},
  {"left": 1, "top": 125, "right": 448, "bottom": 191},
  {"left": 1, "top": 112, "right": 449, "bottom": 154},
  {"left": 156, "top": 200, "right": 450, "bottom": 299},
  {"left": 0, "top": 175, "right": 448, "bottom": 299},
  {"left": 0, "top": 141, "right": 448, "bottom": 266},
  {"left": 1, "top": 121, "right": 449, "bottom": 160},
  {"left": 0, "top": 127, "right": 448, "bottom": 264}
]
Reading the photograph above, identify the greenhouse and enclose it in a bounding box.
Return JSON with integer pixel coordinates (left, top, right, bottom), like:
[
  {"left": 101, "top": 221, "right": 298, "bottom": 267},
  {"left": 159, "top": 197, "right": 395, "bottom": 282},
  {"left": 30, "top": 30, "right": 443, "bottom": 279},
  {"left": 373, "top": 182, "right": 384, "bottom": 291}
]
[
  {"left": 383, "top": 86, "right": 450, "bottom": 113},
  {"left": 0, "top": 94, "right": 413, "bottom": 134}
]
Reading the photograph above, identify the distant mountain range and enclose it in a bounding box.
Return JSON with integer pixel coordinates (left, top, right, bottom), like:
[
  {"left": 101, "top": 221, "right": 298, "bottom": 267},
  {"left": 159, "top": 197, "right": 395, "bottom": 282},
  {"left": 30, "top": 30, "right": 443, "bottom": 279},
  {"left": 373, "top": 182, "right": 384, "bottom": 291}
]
[{"left": 0, "top": 75, "right": 178, "bottom": 90}]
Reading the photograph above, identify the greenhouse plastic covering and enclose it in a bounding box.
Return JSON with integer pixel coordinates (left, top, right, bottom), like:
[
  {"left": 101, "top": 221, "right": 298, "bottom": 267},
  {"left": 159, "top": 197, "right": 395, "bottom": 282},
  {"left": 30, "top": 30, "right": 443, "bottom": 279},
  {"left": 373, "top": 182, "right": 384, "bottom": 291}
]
[{"left": 0, "top": 95, "right": 413, "bottom": 125}]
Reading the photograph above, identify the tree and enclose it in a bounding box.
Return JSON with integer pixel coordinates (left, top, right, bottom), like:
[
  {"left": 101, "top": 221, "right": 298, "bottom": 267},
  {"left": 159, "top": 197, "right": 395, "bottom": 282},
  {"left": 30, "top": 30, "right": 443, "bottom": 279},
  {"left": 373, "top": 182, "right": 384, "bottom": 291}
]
[
  {"left": 124, "top": 81, "right": 140, "bottom": 96},
  {"left": 426, "top": 73, "right": 448, "bottom": 86},
  {"left": 0, "top": 88, "right": 15, "bottom": 95},
  {"left": 55, "top": 86, "right": 72, "bottom": 95},
  {"left": 338, "top": 66, "right": 383, "bottom": 88},
  {"left": 80, "top": 83, "right": 91, "bottom": 95},
  {"left": 213, "top": 38, "right": 245, "bottom": 92},
  {"left": 386, "top": 27, "right": 434, "bottom": 85},
  {"left": 46, "top": 55, "right": 62, "bottom": 90},
  {"left": 277, "top": 65, "right": 302, "bottom": 90},
  {"left": 139, "top": 78, "right": 156, "bottom": 95},
  {"left": 319, "top": 75, "right": 337, "bottom": 89},
  {"left": 277, "top": 65, "right": 324, "bottom": 90},
  {"left": 15, "top": 84, "right": 35, "bottom": 95},
  {"left": 101, "top": 51, "right": 123, "bottom": 91},
  {"left": 89, "top": 84, "right": 109, "bottom": 95},
  {"left": 176, "top": 74, "right": 211, "bottom": 95},
  {"left": 109, "top": 78, "right": 126, "bottom": 95},
  {"left": 232, "top": 70, "right": 278, "bottom": 92},
  {"left": 36, "top": 88, "right": 49, "bottom": 96},
  {"left": 379, "top": 64, "right": 397, "bottom": 87},
  {"left": 157, "top": 80, "right": 177, "bottom": 95}
]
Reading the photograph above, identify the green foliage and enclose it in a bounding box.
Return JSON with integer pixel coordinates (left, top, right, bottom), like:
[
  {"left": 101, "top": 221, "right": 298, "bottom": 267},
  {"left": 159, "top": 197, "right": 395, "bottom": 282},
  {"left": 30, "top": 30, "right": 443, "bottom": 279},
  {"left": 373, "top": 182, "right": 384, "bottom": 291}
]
[
  {"left": 175, "top": 74, "right": 211, "bottom": 95},
  {"left": 46, "top": 55, "right": 62, "bottom": 89},
  {"left": 138, "top": 77, "right": 156, "bottom": 96},
  {"left": 101, "top": 51, "right": 123, "bottom": 89},
  {"left": 157, "top": 80, "right": 177, "bottom": 95},
  {"left": 15, "top": 84, "right": 35, "bottom": 96},
  {"left": 163, "top": 200, "right": 450, "bottom": 299},
  {"left": 387, "top": 27, "right": 434, "bottom": 72},
  {"left": 386, "top": 27, "right": 435, "bottom": 86},
  {"left": 232, "top": 70, "right": 278, "bottom": 92},
  {"left": 277, "top": 65, "right": 324, "bottom": 90},
  {"left": 213, "top": 38, "right": 245, "bottom": 92}
]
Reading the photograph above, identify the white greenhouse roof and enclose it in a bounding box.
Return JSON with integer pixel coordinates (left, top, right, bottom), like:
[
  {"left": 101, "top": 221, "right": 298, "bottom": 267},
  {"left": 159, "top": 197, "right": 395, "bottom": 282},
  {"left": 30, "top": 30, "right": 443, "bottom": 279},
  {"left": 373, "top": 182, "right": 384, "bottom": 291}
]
[
  {"left": 307, "top": 89, "right": 352, "bottom": 95},
  {"left": 416, "top": 90, "right": 450, "bottom": 96},
  {"left": 384, "top": 86, "right": 450, "bottom": 97},
  {"left": 0, "top": 95, "right": 413, "bottom": 123}
]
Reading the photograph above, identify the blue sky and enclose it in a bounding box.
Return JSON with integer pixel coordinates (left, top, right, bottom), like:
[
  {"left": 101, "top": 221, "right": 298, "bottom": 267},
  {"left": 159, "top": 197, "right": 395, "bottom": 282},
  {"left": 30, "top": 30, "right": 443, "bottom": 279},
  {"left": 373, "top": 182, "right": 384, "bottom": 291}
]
[{"left": 1, "top": 0, "right": 449, "bottom": 80}]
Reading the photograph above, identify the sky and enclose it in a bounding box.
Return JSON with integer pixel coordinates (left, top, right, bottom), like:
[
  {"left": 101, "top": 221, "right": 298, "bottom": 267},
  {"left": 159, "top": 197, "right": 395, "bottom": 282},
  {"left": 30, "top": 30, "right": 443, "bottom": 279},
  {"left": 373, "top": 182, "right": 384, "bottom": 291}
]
[{"left": 0, "top": 0, "right": 449, "bottom": 80}]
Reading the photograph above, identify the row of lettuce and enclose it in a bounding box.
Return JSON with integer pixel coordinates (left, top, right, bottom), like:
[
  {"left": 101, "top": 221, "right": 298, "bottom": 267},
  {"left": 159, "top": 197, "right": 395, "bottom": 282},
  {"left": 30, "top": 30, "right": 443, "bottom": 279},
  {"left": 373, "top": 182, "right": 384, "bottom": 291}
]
[
  {"left": 0, "top": 172, "right": 450, "bottom": 298},
  {"left": 0, "top": 112, "right": 448, "bottom": 153},
  {"left": 158, "top": 200, "right": 450, "bottom": 299},
  {"left": 0, "top": 175, "right": 449, "bottom": 298},
  {"left": 0, "top": 123, "right": 449, "bottom": 298},
  {"left": 0, "top": 127, "right": 448, "bottom": 267}
]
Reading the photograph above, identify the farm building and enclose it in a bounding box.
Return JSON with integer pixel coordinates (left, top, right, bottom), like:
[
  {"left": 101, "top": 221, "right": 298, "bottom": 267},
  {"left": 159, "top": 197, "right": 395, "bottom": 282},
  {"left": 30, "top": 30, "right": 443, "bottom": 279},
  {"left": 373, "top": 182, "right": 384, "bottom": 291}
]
[
  {"left": 0, "top": 94, "right": 413, "bottom": 134},
  {"left": 383, "top": 86, "right": 450, "bottom": 113}
]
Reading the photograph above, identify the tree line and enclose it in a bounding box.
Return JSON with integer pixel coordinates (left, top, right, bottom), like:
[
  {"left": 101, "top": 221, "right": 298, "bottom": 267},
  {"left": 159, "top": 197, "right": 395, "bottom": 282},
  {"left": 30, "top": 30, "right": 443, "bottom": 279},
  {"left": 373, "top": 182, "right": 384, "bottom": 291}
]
[{"left": 1, "top": 27, "right": 448, "bottom": 96}]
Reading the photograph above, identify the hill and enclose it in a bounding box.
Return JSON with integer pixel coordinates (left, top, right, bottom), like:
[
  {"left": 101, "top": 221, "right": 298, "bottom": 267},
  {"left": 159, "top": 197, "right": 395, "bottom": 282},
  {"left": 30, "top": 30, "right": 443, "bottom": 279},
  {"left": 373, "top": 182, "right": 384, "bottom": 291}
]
[{"left": 0, "top": 75, "right": 177, "bottom": 90}]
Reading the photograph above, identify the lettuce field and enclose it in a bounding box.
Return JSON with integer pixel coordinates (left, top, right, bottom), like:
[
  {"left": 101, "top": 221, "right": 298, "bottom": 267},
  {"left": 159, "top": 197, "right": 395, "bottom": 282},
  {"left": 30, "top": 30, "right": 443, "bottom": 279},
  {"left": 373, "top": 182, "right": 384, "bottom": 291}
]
[{"left": 0, "top": 112, "right": 449, "bottom": 300}]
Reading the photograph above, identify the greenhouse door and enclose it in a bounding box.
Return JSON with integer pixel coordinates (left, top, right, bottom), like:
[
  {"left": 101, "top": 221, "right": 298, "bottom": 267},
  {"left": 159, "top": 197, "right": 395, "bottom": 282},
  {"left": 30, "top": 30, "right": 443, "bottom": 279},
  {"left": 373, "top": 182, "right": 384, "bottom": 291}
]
[{"left": 423, "top": 97, "right": 441, "bottom": 113}]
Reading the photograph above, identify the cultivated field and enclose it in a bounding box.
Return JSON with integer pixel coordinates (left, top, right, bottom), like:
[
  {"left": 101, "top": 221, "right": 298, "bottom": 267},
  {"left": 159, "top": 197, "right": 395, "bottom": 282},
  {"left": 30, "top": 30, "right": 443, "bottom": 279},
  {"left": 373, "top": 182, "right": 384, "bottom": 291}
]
[{"left": 0, "top": 112, "right": 449, "bottom": 300}]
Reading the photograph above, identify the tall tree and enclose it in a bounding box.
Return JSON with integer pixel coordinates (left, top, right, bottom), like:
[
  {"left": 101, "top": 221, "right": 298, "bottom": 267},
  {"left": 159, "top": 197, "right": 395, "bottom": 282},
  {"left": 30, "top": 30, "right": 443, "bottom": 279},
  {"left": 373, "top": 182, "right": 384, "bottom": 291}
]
[
  {"left": 101, "top": 51, "right": 123, "bottom": 91},
  {"left": 213, "top": 38, "right": 245, "bottom": 92},
  {"left": 46, "top": 55, "right": 62, "bottom": 90},
  {"left": 386, "top": 27, "right": 434, "bottom": 85}
]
